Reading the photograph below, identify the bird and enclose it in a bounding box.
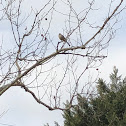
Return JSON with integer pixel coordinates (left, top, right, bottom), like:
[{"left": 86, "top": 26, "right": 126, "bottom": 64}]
[
  {"left": 58, "top": 33, "right": 70, "bottom": 46},
  {"left": 58, "top": 33, "right": 67, "bottom": 42}
]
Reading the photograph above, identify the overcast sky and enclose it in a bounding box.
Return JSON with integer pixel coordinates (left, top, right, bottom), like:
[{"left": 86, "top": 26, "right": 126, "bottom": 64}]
[{"left": 0, "top": 0, "right": 126, "bottom": 126}]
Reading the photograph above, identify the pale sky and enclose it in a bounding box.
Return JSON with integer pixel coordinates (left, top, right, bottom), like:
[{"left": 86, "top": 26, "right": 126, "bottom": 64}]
[{"left": 0, "top": 0, "right": 126, "bottom": 126}]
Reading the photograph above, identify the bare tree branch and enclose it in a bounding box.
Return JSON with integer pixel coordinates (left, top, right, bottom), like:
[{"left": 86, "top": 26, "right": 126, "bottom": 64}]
[{"left": 0, "top": 0, "right": 125, "bottom": 110}]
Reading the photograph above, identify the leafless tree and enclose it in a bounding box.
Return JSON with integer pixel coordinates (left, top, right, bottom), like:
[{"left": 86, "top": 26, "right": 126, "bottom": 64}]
[{"left": 0, "top": 0, "right": 125, "bottom": 110}]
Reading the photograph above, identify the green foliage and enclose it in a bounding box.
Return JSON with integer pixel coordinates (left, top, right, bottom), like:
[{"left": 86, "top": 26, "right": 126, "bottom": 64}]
[
  {"left": 63, "top": 67, "right": 126, "bottom": 126},
  {"left": 44, "top": 122, "right": 60, "bottom": 126},
  {"left": 97, "top": 78, "right": 110, "bottom": 95},
  {"left": 54, "top": 121, "right": 60, "bottom": 126},
  {"left": 63, "top": 95, "right": 94, "bottom": 126},
  {"left": 45, "top": 67, "right": 126, "bottom": 126}
]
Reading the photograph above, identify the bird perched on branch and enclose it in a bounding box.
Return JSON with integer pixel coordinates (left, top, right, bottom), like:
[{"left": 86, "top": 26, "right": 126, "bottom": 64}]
[
  {"left": 58, "top": 33, "right": 67, "bottom": 42},
  {"left": 58, "top": 33, "right": 70, "bottom": 46}
]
